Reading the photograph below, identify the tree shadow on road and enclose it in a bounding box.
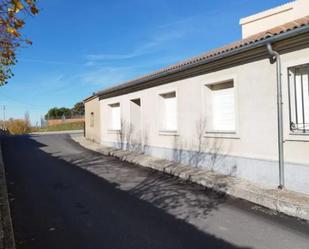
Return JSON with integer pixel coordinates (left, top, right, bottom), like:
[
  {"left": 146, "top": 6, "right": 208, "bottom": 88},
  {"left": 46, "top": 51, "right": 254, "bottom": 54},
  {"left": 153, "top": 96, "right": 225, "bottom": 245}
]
[
  {"left": 3, "top": 135, "right": 252, "bottom": 249},
  {"left": 128, "top": 170, "right": 227, "bottom": 222},
  {"left": 63, "top": 136, "right": 231, "bottom": 225}
]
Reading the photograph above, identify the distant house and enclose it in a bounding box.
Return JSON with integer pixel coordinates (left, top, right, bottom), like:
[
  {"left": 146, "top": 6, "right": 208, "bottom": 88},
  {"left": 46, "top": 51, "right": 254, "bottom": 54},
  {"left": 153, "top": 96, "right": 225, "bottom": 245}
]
[{"left": 84, "top": 0, "right": 309, "bottom": 195}]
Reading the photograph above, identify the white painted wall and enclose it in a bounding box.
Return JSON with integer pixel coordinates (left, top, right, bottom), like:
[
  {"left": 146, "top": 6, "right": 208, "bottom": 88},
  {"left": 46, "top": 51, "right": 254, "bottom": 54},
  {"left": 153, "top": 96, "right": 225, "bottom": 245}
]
[
  {"left": 129, "top": 99, "right": 142, "bottom": 144},
  {"left": 85, "top": 97, "right": 101, "bottom": 143},
  {"left": 240, "top": 0, "right": 309, "bottom": 38},
  {"left": 99, "top": 47, "right": 309, "bottom": 194}
]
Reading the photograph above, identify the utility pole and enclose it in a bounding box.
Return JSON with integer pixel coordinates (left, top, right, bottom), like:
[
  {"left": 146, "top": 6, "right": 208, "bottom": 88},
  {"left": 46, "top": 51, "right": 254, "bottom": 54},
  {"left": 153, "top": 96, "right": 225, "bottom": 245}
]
[{"left": 3, "top": 105, "right": 5, "bottom": 130}]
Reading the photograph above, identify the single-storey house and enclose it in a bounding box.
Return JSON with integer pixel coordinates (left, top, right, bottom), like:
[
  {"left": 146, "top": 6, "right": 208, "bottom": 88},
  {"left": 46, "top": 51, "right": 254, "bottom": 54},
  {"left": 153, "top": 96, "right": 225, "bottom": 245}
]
[{"left": 84, "top": 0, "right": 309, "bottom": 195}]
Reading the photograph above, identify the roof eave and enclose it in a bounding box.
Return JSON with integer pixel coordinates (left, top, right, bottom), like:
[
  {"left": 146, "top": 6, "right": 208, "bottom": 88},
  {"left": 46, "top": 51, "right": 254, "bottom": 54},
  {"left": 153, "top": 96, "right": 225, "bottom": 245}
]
[
  {"left": 97, "top": 24, "right": 309, "bottom": 99},
  {"left": 83, "top": 94, "right": 98, "bottom": 103}
]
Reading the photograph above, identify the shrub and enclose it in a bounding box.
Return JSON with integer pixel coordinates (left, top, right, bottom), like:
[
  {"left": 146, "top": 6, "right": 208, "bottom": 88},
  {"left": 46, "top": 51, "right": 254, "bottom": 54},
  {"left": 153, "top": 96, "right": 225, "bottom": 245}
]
[{"left": 6, "top": 119, "right": 31, "bottom": 135}]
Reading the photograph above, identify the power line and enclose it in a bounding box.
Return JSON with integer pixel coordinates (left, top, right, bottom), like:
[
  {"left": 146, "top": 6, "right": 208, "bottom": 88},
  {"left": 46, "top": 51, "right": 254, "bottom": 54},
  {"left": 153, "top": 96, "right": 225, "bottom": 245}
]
[{"left": 0, "top": 91, "right": 50, "bottom": 110}]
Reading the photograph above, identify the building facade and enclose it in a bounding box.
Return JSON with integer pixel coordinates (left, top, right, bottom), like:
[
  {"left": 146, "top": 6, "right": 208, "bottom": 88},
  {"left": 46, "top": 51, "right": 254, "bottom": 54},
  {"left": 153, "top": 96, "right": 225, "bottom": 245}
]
[
  {"left": 84, "top": 0, "right": 309, "bottom": 195},
  {"left": 84, "top": 96, "right": 101, "bottom": 143}
]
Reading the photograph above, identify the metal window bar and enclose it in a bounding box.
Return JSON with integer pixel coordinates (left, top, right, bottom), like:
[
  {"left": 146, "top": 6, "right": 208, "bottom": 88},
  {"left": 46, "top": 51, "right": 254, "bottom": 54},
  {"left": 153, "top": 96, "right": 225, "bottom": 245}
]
[
  {"left": 287, "top": 70, "right": 292, "bottom": 132},
  {"left": 301, "top": 70, "right": 305, "bottom": 133},
  {"left": 294, "top": 69, "right": 298, "bottom": 127},
  {"left": 289, "top": 65, "right": 309, "bottom": 133}
]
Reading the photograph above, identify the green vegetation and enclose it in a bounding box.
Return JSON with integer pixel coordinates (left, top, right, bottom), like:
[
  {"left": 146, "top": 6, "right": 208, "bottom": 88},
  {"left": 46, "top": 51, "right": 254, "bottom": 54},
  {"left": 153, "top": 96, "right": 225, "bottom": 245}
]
[
  {"left": 32, "top": 121, "right": 84, "bottom": 132},
  {"left": 71, "top": 102, "right": 85, "bottom": 116},
  {"left": 45, "top": 107, "right": 72, "bottom": 119},
  {"left": 45, "top": 102, "right": 85, "bottom": 119}
]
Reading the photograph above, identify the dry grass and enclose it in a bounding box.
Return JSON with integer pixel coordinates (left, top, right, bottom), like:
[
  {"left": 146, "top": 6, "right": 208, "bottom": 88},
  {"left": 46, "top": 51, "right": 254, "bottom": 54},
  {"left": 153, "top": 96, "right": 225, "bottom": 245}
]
[
  {"left": 5, "top": 119, "right": 31, "bottom": 135},
  {"left": 32, "top": 121, "right": 84, "bottom": 132}
]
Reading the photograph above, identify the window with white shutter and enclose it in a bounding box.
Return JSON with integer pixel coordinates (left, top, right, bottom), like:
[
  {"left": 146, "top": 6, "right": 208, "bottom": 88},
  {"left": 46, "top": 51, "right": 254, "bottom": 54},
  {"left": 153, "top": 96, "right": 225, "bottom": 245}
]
[
  {"left": 288, "top": 64, "right": 309, "bottom": 133},
  {"left": 159, "top": 92, "right": 177, "bottom": 131},
  {"left": 206, "top": 81, "right": 236, "bottom": 132},
  {"left": 109, "top": 103, "right": 121, "bottom": 130}
]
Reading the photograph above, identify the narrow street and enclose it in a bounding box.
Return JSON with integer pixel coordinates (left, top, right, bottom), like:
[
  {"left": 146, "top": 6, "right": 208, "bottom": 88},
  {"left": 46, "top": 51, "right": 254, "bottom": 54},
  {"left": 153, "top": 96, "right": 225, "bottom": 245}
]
[{"left": 2, "top": 134, "right": 309, "bottom": 249}]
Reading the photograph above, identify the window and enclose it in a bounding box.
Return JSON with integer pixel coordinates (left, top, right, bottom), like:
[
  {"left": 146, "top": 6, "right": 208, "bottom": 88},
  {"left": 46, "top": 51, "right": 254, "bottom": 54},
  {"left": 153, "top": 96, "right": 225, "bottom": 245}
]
[
  {"left": 288, "top": 64, "right": 309, "bottom": 133},
  {"left": 90, "top": 112, "right": 94, "bottom": 127},
  {"left": 130, "top": 98, "right": 141, "bottom": 132},
  {"left": 159, "top": 91, "right": 177, "bottom": 131},
  {"left": 109, "top": 103, "right": 121, "bottom": 130},
  {"left": 205, "top": 81, "right": 235, "bottom": 132}
]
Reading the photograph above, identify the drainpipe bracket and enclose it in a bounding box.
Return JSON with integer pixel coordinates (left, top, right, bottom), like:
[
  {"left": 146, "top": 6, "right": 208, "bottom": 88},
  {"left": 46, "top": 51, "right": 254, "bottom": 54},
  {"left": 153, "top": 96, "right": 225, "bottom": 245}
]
[
  {"left": 278, "top": 185, "right": 284, "bottom": 190},
  {"left": 269, "top": 56, "right": 276, "bottom": 64}
]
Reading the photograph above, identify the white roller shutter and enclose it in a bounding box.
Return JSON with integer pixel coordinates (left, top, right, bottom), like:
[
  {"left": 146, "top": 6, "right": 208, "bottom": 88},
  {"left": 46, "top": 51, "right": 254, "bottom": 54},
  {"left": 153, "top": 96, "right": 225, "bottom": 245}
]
[
  {"left": 212, "top": 86, "right": 235, "bottom": 131},
  {"left": 110, "top": 104, "right": 121, "bottom": 130},
  {"left": 164, "top": 96, "right": 177, "bottom": 131}
]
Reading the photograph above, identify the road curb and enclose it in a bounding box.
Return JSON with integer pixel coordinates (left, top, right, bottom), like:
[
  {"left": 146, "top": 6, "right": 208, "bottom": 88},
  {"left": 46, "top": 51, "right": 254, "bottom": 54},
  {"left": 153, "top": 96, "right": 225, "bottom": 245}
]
[
  {"left": 72, "top": 135, "right": 309, "bottom": 221},
  {"left": 30, "top": 129, "right": 84, "bottom": 135},
  {"left": 0, "top": 138, "right": 16, "bottom": 249}
]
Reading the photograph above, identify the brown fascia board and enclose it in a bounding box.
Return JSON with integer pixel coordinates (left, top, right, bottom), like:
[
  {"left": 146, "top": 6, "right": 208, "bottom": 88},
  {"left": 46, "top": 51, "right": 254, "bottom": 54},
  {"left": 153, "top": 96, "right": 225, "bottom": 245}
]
[
  {"left": 83, "top": 94, "right": 98, "bottom": 104},
  {"left": 97, "top": 19, "right": 309, "bottom": 100}
]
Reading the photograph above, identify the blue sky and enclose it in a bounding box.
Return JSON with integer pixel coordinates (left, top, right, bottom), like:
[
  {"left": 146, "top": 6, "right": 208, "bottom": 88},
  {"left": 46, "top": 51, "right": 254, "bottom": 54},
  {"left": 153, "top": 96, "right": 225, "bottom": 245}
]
[{"left": 0, "top": 0, "right": 289, "bottom": 125}]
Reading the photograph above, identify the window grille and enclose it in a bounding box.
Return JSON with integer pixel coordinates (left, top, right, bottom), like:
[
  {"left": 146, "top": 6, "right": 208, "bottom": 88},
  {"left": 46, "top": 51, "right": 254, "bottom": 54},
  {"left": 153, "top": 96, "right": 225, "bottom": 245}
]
[{"left": 288, "top": 64, "right": 309, "bottom": 133}]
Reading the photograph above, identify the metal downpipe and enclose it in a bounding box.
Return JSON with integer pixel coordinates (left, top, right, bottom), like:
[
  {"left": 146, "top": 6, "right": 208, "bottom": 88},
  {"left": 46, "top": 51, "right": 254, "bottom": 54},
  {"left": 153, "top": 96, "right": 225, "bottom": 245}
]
[{"left": 266, "top": 43, "right": 285, "bottom": 189}]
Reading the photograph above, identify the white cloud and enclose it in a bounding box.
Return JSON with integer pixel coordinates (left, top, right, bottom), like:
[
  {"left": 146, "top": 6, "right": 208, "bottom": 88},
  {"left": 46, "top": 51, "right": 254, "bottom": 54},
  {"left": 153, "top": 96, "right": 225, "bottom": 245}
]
[
  {"left": 85, "top": 41, "right": 158, "bottom": 62},
  {"left": 79, "top": 66, "right": 139, "bottom": 86},
  {"left": 19, "top": 58, "right": 83, "bottom": 66},
  {"left": 85, "top": 20, "right": 192, "bottom": 63},
  {"left": 158, "top": 16, "right": 195, "bottom": 29}
]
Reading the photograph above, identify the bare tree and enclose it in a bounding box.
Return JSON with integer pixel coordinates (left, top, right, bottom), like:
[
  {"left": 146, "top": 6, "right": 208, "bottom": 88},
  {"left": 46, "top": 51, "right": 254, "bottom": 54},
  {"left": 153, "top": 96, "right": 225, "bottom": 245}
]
[
  {"left": 173, "top": 136, "right": 186, "bottom": 163},
  {"left": 117, "top": 119, "right": 135, "bottom": 150},
  {"left": 141, "top": 124, "right": 150, "bottom": 154},
  {"left": 192, "top": 117, "right": 208, "bottom": 167},
  {"left": 171, "top": 117, "right": 230, "bottom": 171},
  {"left": 117, "top": 119, "right": 126, "bottom": 149},
  {"left": 24, "top": 111, "right": 30, "bottom": 126},
  {"left": 125, "top": 122, "right": 134, "bottom": 150},
  {"left": 191, "top": 117, "right": 235, "bottom": 175},
  {"left": 130, "top": 133, "right": 143, "bottom": 153}
]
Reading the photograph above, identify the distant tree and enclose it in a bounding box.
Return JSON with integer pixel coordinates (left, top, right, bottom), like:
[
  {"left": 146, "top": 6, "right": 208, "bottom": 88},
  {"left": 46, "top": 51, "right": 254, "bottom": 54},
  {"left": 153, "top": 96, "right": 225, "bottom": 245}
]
[
  {"left": 0, "top": 0, "right": 39, "bottom": 86},
  {"left": 71, "top": 102, "right": 84, "bottom": 116},
  {"left": 45, "top": 102, "right": 85, "bottom": 119},
  {"left": 45, "top": 107, "right": 71, "bottom": 119},
  {"left": 58, "top": 107, "right": 71, "bottom": 117},
  {"left": 45, "top": 107, "right": 57, "bottom": 119}
]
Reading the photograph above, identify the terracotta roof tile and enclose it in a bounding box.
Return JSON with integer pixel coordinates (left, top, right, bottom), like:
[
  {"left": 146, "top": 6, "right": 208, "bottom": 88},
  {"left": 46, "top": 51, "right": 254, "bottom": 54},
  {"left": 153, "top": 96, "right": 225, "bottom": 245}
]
[{"left": 98, "top": 16, "right": 309, "bottom": 96}]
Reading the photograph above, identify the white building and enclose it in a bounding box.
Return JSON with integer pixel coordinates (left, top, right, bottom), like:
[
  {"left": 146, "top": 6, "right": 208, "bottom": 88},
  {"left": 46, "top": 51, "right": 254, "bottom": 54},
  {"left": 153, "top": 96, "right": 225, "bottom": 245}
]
[{"left": 84, "top": 0, "right": 309, "bottom": 195}]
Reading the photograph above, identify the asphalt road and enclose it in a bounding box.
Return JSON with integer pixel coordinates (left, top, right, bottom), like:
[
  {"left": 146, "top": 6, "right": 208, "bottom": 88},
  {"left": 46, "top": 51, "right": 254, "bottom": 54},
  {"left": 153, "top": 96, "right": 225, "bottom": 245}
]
[{"left": 2, "top": 134, "right": 309, "bottom": 249}]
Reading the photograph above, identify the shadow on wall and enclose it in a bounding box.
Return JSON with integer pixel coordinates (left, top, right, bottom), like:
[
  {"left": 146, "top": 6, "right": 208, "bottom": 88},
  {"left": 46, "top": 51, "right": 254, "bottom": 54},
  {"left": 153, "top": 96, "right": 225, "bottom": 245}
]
[
  {"left": 117, "top": 119, "right": 150, "bottom": 154},
  {"left": 116, "top": 117, "right": 237, "bottom": 177},
  {"left": 173, "top": 118, "right": 237, "bottom": 176},
  {"left": 3, "top": 135, "right": 251, "bottom": 249}
]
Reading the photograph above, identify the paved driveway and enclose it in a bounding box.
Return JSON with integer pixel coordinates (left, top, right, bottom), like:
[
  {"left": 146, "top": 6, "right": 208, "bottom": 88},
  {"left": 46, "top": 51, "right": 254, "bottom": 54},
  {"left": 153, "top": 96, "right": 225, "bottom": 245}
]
[{"left": 2, "top": 134, "right": 309, "bottom": 249}]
